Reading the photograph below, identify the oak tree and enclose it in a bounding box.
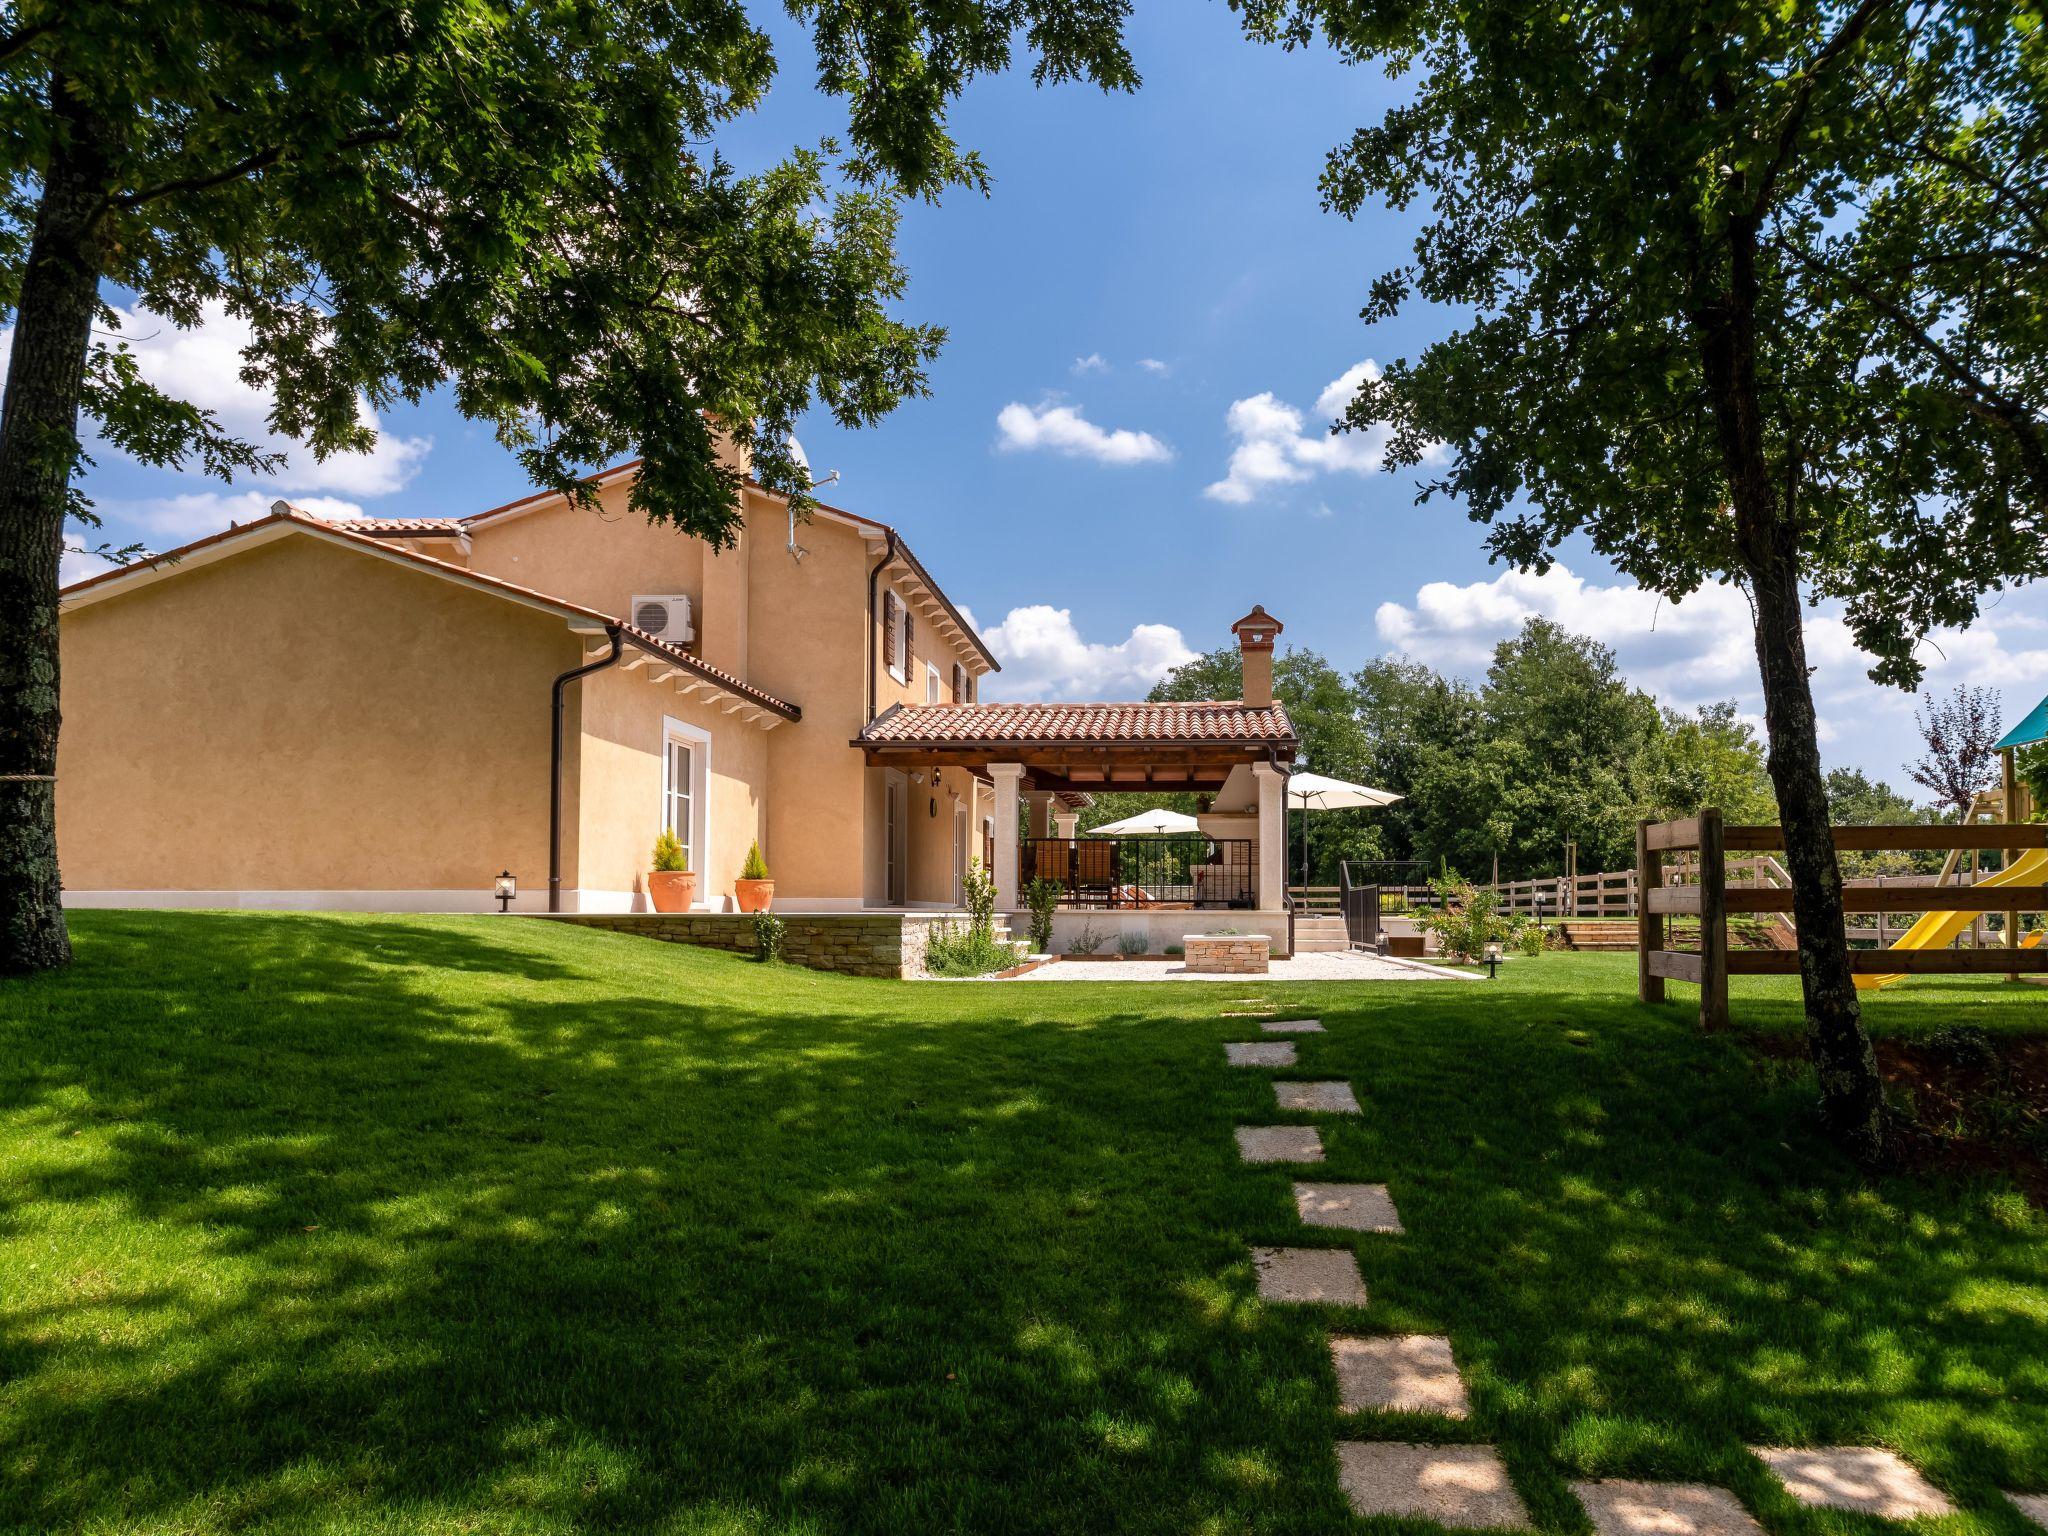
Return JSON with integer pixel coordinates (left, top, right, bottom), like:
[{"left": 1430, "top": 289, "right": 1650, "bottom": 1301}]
[
  {"left": 1237, "top": 0, "right": 2048, "bottom": 1162},
  {"left": 0, "top": 0, "right": 1135, "bottom": 972}
]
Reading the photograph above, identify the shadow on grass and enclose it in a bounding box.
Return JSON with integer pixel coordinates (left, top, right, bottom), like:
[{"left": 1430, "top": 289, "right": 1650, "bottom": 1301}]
[{"left": 0, "top": 922, "right": 2042, "bottom": 1534}]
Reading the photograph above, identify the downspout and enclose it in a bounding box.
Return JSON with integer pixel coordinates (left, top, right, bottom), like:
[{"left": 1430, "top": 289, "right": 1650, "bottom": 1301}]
[
  {"left": 865, "top": 528, "right": 899, "bottom": 724},
  {"left": 550, "top": 625, "right": 625, "bottom": 913}
]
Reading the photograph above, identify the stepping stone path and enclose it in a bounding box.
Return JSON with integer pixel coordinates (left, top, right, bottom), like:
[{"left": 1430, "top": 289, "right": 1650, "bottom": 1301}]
[
  {"left": 1751, "top": 1448, "right": 1957, "bottom": 1520},
  {"left": 1234, "top": 1125, "right": 1324, "bottom": 1164},
  {"left": 1331, "top": 1335, "right": 1471, "bottom": 1418},
  {"left": 2010, "top": 1494, "right": 2048, "bottom": 1530},
  {"left": 1252, "top": 1246, "right": 1368, "bottom": 1306},
  {"left": 1273, "top": 1080, "right": 1361, "bottom": 1114},
  {"left": 1260, "top": 1017, "right": 1324, "bottom": 1033},
  {"left": 1295, "top": 1182, "right": 1404, "bottom": 1233},
  {"left": 1226, "top": 1041, "right": 1296, "bottom": 1068},
  {"left": 1574, "top": 1481, "right": 1766, "bottom": 1536},
  {"left": 1336, "top": 1443, "right": 1532, "bottom": 1528}
]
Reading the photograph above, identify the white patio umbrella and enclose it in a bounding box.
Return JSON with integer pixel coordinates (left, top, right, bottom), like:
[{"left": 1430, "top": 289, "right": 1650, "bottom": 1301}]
[
  {"left": 1285, "top": 771, "right": 1404, "bottom": 892},
  {"left": 1084, "top": 807, "right": 1201, "bottom": 836}
]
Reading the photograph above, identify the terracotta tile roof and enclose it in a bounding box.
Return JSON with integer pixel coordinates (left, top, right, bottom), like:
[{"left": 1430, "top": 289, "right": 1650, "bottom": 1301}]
[
  {"left": 858, "top": 700, "right": 1297, "bottom": 748},
  {"left": 329, "top": 517, "right": 466, "bottom": 536}
]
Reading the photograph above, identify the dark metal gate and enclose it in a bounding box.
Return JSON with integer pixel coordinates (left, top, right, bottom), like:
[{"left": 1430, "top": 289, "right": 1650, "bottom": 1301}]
[{"left": 1339, "top": 862, "right": 1381, "bottom": 950}]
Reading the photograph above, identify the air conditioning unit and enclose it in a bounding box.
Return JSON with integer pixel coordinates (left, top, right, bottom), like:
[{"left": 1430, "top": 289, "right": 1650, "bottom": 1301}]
[{"left": 631, "top": 593, "right": 694, "bottom": 645}]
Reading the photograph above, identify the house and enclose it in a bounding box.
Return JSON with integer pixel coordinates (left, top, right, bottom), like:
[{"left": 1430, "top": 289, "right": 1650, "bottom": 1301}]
[{"left": 57, "top": 452, "right": 1300, "bottom": 957}]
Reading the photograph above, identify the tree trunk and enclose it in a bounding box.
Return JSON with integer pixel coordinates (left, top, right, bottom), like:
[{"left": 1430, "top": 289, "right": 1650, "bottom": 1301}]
[
  {"left": 1698, "top": 227, "right": 1888, "bottom": 1166},
  {"left": 0, "top": 86, "right": 109, "bottom": 975}
]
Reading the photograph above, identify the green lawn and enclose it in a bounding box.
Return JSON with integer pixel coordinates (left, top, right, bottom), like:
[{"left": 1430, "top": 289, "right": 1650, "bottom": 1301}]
[{"left": 1, "top": 913, "right": 2044, "bottom": 1535}]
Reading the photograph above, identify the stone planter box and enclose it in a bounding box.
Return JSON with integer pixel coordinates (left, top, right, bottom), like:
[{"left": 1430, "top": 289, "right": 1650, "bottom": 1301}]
[{"left": 1184, "top": 933, "right": 1271, "bottom": 975}]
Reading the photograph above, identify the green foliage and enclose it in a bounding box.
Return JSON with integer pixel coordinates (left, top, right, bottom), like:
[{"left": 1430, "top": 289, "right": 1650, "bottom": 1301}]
[
  {"left": 740, "top": 841, "right": 770, "bottom": 882},
  {"left": 1515, "top": 924, "right": 1547, "bottom": 960},
  {"left": 1023, "top": 877, "right": 1062, "bottom": 953},
  {"left": 1116, "top": 929, "right": 1147, "bottom": 957},
  {"left": 960, "top": 858, "right": 997, "bottom": 939},
  {"left": 1065, "top": 919, "right": 1109, "bottom": 956},
  {"left": 1826, "top": 768, "right": 1941, "bottom": 877},
  {"left": 1414, "top": 877, "right": 1526, "bottom": 964},
  {"left": 651, "top": 828, "right": 688, "bottom": 874},
  {"left": 752, "top": 911, "right": 785, "bottom": 963},
  {"left": 924, "top": 922, "right": 1015, "bottom": 977}
]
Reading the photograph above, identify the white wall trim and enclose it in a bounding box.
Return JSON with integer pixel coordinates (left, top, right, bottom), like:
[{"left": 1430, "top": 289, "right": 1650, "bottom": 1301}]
[
  {"left": 661, "top": 714, "right": 714, "bottom": 910},
  {"left": 63, "top": 887, "right": 642, "bottom": 914}
]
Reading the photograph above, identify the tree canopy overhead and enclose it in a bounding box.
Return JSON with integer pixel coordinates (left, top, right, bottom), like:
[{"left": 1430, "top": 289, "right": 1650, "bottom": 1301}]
[
  {"left": 1234, "top": 0, "right": 2048, "bottom": 1162},
  {"left": 0, "top": 0, "right": 1137, "bottom": 973}
]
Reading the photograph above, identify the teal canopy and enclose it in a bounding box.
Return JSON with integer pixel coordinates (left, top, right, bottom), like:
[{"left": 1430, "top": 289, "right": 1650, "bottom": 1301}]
[{"left": 1995, "top": 693, "right": 2048, "bottom": 752}]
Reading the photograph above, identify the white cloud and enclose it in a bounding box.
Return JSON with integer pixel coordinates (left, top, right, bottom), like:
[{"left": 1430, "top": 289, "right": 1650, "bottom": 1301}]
[
  {"left": 59, "top": 548, "right": 120, "bottom": 587},
  {"left": 995, "top": 400, "right": 1173, "bottom": 466},
  {"left": 1071, "top": 352, "right": 1111, "bottom": 376},
  {"left": 1204, "top": 358, "right": 1409, "bottom": 505},
  {"left": 1372, "top": 560, "right": 2048, "bottom": 776},
  {"left": 978, "top": 604, "right": 1198, "bottom": 701},
  {"left": 97, "top": 490, "right": 368, "bottom": 545},
  {"left": 1138, "top": 358, "right": 1172, "bottom": 377},
  {"left": 83, "top": 300, "right": 433, "bottom": 496}
]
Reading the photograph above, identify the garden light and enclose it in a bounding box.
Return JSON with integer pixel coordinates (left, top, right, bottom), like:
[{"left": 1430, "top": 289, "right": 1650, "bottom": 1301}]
[{"left": 494, "top": 871, "right": 517, "bottom": 912}]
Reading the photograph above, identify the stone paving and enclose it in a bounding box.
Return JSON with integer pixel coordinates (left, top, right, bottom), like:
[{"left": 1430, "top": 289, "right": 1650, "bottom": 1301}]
[
  {"left": 1335, "top": 1443, "right": 1532, "bottom": 1528},
  {"left": 1259, "top": 1017, "right": 1325, "bottom": 1033},
  {"left": 1574, "top": 1481, "right": 1767, "bottom": 1536},
  {"left": 1330, "top": 1335, "right": 1471, "bottom": 1418},
  {"left": 1273, "top": 1080, "right": 1361, "bottom": 1114},
  {"left": 2010, "top": 1493, "right": 2048, "bottom": 1530},
  {"left": 1234, "top": 1125, "right": 1324, "bottom": 1164},
  {"left": 1750, "top": 1447, "right": 1957, "bottom": 1520},
  {"left": 1225, "top": 1041, "right": 1297, "bottom": 1068},
  {"left": 1294, "top": 1181, "right": 1404, "bottom": 1233},
  {"left": 1251, "top": 1246, "right": 1368, "bottom": 1306}
]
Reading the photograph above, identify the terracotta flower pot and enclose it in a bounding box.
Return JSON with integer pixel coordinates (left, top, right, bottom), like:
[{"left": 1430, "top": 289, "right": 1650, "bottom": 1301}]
[
  {"left": 734, "top": 878, "right": 775, "bottom": 914},
  {"left": 648, "top": 870, "right": 696, "bottom": 913}
]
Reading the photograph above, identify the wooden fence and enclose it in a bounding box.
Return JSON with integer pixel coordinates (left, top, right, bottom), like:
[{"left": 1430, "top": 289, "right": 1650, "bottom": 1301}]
[{"left": 1637, "top": 811, "right": 2048, "bottom": 1027}]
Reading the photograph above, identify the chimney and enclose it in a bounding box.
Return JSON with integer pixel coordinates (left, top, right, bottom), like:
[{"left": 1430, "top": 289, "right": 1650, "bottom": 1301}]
[{"left": 1230, "top": 604, "right": 1283, "bottom": 707}]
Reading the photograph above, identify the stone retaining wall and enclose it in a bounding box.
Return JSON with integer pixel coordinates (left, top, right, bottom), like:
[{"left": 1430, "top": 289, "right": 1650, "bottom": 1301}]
[
  {"left": 543, "top": 911, "right": 949, "bottom": 978},
  {"left": 1184, "top": 933, "right": 1272, "bottom": 974}
]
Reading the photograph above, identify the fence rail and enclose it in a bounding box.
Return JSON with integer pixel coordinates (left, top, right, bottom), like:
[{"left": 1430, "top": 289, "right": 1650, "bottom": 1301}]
[
  {"left": 1638, "top": 811, "right": 2048, "bottom": 1026},
  {"left": 1020, "top": 836, "right": 1255, "bottom": 910}
]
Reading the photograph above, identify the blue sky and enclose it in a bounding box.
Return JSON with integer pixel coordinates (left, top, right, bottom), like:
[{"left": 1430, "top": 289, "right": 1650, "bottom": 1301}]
[{"left": 57, "top": 4, "right": 2048, "bottom": 789}]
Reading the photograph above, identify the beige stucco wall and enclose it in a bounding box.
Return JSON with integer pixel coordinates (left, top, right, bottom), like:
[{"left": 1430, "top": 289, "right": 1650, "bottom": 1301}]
[
  {"left": 467, "top": 477, "right": 707, "bottom": 625},
  {"left": 565, "top": 662, "right": 769, "bottom": 910},
  {"left": 57, "top": 532, "right": 572, "bottom": 904}
]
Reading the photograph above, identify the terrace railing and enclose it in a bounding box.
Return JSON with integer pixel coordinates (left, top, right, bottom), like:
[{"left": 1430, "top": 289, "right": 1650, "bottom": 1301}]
[{"left": 1020, "top": 836, "right": 1256, "bottom": 910}]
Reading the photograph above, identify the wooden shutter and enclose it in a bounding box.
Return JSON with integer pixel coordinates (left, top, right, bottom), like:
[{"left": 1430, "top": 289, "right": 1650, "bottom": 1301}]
[
  {"left": 882, "top": 591, "right": 897, "bottom": 668},
  {"left": 951, "top": 662, "right": 965, "bottom": 702},
  {"left": 903, "top": 607, "right": 915, "bottom": 670},
  {"left": 968, "top": 671, "right": 977, "bottom": 703}
]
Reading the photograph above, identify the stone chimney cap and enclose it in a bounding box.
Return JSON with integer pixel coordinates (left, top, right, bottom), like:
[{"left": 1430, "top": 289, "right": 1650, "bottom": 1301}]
[{"left": 1230, "top": 604, "right": 1283, "bottom": 650}]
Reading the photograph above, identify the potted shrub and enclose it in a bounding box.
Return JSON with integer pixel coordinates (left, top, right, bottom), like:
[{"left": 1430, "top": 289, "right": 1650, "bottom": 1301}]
[
  {"left": 735, "top": 840, "right": 774, "bottom": 913},
  {"left": 647, "top": 829, "right": 695, "bottom": 913}
]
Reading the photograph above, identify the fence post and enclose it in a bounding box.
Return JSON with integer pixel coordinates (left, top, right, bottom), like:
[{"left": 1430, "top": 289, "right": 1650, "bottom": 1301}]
[
  {"left": 1697, "top": 808, "right": 1730, "bottom": 1030},
  {"left": 1638, "top": 821, "right": 1664, "bottom": 1005}
]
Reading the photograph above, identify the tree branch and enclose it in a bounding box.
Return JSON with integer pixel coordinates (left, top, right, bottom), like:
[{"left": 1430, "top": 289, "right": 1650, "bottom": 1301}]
[
  {"left": 106, "top": 123, "right": 400, "bottom": 215},
  {"left": 1751, "top": 0, "right": 1902, "bottom": 211}
]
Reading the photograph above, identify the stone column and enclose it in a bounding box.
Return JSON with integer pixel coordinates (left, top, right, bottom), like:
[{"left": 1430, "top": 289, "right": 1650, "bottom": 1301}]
[
  {"left": 1252, "top": 761, "right": 1287, "bottom": 913},
  {"left": 1052, "top": 810, "right": 1079, "bottom": 840},
  {"left": 1023, "top": 790, "right": 1054, "bottom": 840},
  {"left": 990, "top": 763, "right": 1025, "bottom": 911}
]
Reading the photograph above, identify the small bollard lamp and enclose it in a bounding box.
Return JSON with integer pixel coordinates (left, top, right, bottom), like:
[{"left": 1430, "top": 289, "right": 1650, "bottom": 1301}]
[
  {"left": 494, "top": 870, "right": 517, "bottom": 913},
  {"left": 1484, "top": 941, "right": 1503, "bottom": 980}
]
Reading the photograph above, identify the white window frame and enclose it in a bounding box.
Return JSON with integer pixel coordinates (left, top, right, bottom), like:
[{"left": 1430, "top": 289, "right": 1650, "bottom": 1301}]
[
  {"left": 661, "top": 716, "right": 713, "bottom": 908},
  {"left": 925, "top": 661, "right": 942, "bottom": 705},
  {"left": 887, "top": 593, "right": 908, "bottom": 684}
]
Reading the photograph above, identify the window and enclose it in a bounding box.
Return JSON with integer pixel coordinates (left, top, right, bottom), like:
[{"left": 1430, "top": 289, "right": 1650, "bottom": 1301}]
[
  {"left": 885, "top": 590, "right": 914, "bottom": 683},
  {"left": 661, "top": 718, "right": 711, "bottom": 902},
  {"left": 926, "top": 663, "right": 941, "bottom": 704}
]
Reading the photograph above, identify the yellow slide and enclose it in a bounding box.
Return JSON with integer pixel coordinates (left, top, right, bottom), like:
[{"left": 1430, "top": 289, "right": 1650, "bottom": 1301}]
[{"left": 1858, "top": 847, "right": 2048, "bottom": 990}]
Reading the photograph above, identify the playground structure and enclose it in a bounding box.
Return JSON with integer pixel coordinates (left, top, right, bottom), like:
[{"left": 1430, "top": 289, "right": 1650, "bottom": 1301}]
[{"left": 1637, "top": 808, "right": 2048, "bottom": 1028}]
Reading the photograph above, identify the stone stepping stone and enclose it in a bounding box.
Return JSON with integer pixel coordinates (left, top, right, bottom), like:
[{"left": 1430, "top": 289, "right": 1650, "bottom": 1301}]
[
  {"left": 1336, "top": 1442, "right": 1531, "bottom": 1528},
  {"left": 1750, "top": 1448, "right": 1956, "bottom": 1520},
  {"left": 1574, "top": 1480, "right": 1765, "bottom": 1536},
  {"left": 1220, "top": 1010, "right": 1275, "bottom": 1018},
  {"left": 1273, "top": 1080, "right": 1361, "bottom": 1114},
  {"left": 1260, "top": 1017, "right": 1324, "bottom": 1033},
  {"left": 1251, "top": 1246, "right": 1368, "bottom": 1306},
  {"left": 2008, "top": 1493, "right": 2048, "bottom": 1531},
  {"left": 1226, "top": 1041, "right": 1296, "bottom": 1067},
  {"left": 1331, "top": 1335, "right": 1470, "bottom": 1418},
  {"left": 1295, "top": 1181, "right": 1403, "bottom": 1233},
  {"left": 1235, "top": 1125, "right": 1325, "bottom": 1164}
]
